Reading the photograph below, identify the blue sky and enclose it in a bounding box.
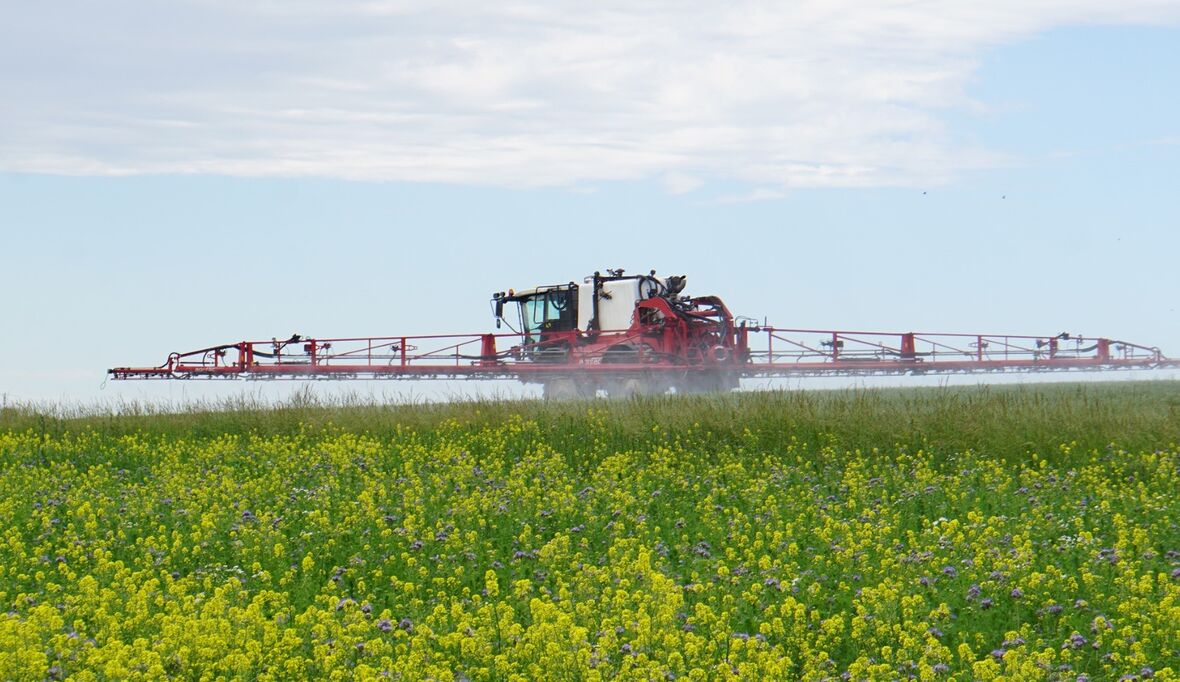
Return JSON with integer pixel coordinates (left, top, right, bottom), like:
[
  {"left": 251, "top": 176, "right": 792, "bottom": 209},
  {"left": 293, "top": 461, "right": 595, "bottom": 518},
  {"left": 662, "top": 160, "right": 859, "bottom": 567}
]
[{"left": 1, "top": 5, "right": 1178, "bottom": 404}]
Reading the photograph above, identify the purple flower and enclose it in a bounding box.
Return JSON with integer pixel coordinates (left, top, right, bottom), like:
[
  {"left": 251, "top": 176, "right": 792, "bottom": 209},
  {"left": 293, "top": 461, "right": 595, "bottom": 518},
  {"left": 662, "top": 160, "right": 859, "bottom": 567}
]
[
  {"left": 966, "top": 584, "right": 981, "bottom": 600},
  {"left": 980, "top": 598, "right": 994, "bottom": 610},
  {"left": 1076, "top": 675, "right": 1091, "bottom": 682},
  {"left": 932, "top": 663, "right": 950, "bottom": 675},
  {"left": 990, "top": 649, "right": 1007, "bottom": 660},
  {"left": 919, "top": 576, "right": 931, "bottom": 587},
  {"left": 1170, "top": 568, "right": 1180, "bottom": 580},
  {"left": 1010, "top": 587, "right": 1024, "bottom": 599},
  {"left": 377, "top": 619, "right": 392, "bottom": 632},
  {"left": 927, "top": 626, "right": 944, "bottom": 639},
  {"left": 1047, "top": 604, "right": 1064, "bottom": 615},
  {"left": 1064, "top": 633, "right": 1087, "bottom": 649},
  {"left": 398, "top": 617, "right": 413, "bottom": 633},
  {"left": 1141, "top": 668, "right": 1154, "bottom": 678},
  {"left": 941, "top": 566, "right": 957, "bottom": 578}
]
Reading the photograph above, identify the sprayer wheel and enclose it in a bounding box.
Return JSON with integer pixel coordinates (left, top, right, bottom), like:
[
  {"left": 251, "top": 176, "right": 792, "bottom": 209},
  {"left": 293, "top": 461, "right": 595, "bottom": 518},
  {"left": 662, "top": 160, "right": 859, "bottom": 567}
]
[{"left": 543, "top": 378, "right": 580, "bottom": 400}]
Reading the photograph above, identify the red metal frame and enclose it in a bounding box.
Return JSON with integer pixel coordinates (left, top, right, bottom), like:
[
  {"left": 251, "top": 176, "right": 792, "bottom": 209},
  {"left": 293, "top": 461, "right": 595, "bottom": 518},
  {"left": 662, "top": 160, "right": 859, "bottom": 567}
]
[
  {"left": 740, "top": 328, "right": 1171, "bottom": 377},
  {"left": 109, "top": 325, "right": 1177, "bottom": 382}
]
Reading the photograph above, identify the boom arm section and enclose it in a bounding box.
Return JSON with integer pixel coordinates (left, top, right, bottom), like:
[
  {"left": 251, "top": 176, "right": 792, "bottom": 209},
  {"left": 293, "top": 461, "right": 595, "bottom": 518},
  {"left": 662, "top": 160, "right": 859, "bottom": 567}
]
[{"left": 109, "top": 327, "right": 1178, "bottom": 381}]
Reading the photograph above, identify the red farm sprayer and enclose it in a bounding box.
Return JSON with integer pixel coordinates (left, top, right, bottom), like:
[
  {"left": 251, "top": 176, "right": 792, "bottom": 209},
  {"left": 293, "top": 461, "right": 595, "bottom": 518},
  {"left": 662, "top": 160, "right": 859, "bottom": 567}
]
[{"left": 109, "top": 268, "right": 1179, "bottom": 398}]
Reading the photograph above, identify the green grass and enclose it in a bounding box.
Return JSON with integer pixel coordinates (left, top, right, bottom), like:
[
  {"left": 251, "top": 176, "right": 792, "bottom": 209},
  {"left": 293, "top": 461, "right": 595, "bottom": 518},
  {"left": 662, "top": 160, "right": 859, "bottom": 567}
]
[{"left": 6, "top": 380, "right": 1179, "bottom": 456}]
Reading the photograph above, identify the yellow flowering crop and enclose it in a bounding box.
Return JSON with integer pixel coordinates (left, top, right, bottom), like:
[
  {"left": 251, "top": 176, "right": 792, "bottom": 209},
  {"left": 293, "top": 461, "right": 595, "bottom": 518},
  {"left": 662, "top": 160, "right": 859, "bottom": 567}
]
[{"left": 1, "top": 386, "right": 1178, "bottom": 680}]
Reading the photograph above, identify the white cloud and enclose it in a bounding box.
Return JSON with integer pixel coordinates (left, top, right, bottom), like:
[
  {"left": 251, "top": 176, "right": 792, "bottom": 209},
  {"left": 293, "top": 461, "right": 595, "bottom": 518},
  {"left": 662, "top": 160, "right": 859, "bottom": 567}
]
[{"left": 1, "top": 1, "right": 1176, "bottom": 189}]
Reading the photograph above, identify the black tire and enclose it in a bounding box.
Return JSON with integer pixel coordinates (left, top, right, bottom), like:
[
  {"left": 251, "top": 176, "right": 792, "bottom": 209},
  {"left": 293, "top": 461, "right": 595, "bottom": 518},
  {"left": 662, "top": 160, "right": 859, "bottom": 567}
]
[
  {"left": 675, "top": 371, "right": 734, "bottom": 394},
  {"left": 543, "top": 377, "right": 579, "bottom": 400},
  {"left": 607, "top": 377, "right": 649, "bottom": 399}
]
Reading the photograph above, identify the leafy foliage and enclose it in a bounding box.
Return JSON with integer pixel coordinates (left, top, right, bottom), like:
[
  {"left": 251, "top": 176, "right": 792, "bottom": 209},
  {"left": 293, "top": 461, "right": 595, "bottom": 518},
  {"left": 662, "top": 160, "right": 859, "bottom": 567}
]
[{"left": 1, "top": 383, "right": 1178, "bottom": 679}]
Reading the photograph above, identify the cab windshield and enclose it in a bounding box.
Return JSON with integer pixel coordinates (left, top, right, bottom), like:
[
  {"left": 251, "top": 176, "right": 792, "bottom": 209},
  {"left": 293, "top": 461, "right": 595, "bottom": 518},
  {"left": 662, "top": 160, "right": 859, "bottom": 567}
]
[{"left": 519, "top": 288, "right": 575, "bottom": 345}]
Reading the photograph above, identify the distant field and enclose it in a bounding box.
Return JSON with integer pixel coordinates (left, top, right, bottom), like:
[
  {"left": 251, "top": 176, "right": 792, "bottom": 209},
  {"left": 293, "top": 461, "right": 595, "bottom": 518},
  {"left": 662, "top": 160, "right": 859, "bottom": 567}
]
[{"left": 2, "top": 382, "right": 1178, "bottom": 680}]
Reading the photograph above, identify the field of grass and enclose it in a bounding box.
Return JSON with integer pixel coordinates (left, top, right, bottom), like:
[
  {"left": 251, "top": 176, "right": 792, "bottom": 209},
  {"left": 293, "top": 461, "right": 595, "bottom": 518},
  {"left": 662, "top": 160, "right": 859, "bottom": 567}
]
[{"left": 2, "top": 382, "right": 1179, "bottom": 680}]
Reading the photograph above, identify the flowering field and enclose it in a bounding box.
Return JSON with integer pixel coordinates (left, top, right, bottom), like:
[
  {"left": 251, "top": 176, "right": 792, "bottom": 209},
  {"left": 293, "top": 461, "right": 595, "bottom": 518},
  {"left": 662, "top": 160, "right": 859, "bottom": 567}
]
[{"left": 2, "top": 384, "right": 1179, "bottom": 680}]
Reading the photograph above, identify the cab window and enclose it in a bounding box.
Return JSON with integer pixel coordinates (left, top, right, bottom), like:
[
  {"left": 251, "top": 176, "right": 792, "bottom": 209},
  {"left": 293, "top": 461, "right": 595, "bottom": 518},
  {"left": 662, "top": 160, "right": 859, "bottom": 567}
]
[{"left": 519, "top": 289, "right": 575, "bottom": 344}]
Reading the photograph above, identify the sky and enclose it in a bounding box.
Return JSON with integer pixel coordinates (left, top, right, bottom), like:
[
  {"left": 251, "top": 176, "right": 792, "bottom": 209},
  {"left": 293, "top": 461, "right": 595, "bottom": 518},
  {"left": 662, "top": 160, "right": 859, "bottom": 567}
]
[{"left": 1, "top": 1, "right": 1178, "bottom": 405}]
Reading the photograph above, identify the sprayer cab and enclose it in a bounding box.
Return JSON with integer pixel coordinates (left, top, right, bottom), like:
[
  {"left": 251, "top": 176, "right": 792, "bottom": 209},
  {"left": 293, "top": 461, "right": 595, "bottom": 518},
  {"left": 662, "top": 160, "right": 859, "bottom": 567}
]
[{"left": 492, "top": 283, "right": 579, "bottom": 346}]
